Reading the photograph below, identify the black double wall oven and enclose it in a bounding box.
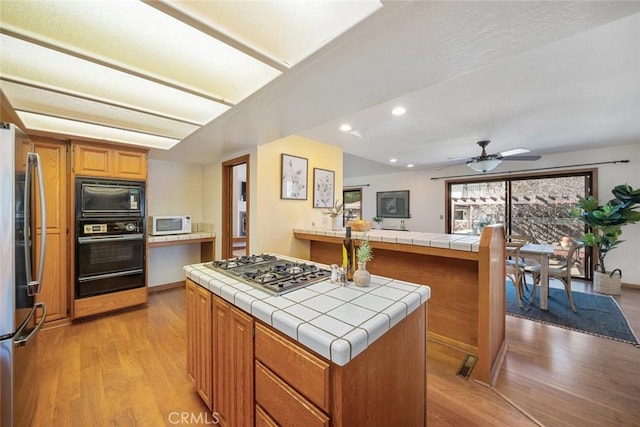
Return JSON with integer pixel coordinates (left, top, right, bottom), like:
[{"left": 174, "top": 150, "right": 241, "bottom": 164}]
[{"left": 75, "top": 178, "right": 146, "bottom": 299}]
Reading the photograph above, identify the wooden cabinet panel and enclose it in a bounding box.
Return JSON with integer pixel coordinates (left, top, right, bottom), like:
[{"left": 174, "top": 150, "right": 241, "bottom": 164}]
[
  {"left": 255, "top": 323, "right": 330, "bottom": 412},
  {"left": 255, "top": 405, "right": 278, "bottom": 427},
  {"left": 34, "top": 233, "right": 65, "bottom": 321},
  {"left": 212, "top": 296, "right": 231, "bottom": 426},
  {"left": 255, "top": 361, "right": 329, "bottom": 427},
  {"left": 195, "top": 285, "right": 212, "bottom": 408},
  {"left": 15, "top": 133, "right": 30, "bottom": 172},
  {"left": 186, "top": 279, "right": 213, "bottom": 409},
  {"left": 114, "top": 149, "right": 146, "bottom": 180},
  {"left": 212, "top": 295, "right": 254, "bottom": 427},
  {"left": 231, "top": 307, "right": 254, "bottom": 427},
  {"left": 73, "top": 141, "right": 147, "bottom": 180},
  {"left": 73, "top": 287, "right": 146, "bottom": 318},
  {"left": 186, "top": 281, "right": 197, "bottom": 383},
  {"left": 33, "top": 139, "right": 68, "bottom": 322},
  {"left": 73, "top": 143, "right": 111, "bottom": 177}
]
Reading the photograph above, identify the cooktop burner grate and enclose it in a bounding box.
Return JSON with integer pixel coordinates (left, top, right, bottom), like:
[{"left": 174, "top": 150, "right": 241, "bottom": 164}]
[{"left": 205, "top": 255, "right": 330, "bottom": 296}]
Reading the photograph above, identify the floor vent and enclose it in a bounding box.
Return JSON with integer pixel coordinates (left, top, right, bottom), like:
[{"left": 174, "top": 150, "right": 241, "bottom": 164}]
[{"left": 456, "top": 354, "right": 478, "bottom": 379}]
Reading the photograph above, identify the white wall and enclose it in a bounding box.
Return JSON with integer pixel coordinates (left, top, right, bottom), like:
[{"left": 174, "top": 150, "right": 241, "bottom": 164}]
[
  {"left": 147, "top": 159, "right": 204, "bottom": 287},
  {"left": 345, "top": 143, "right": 640, "bottom": 285}
]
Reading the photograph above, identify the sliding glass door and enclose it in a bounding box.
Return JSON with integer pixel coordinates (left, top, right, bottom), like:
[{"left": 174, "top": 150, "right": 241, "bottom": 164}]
[
  {"left": 450, "top": 182, "right": 506, "bottom": 235},
  {"left": 448, "top": 171, "right": 593, "bottom": 278}
]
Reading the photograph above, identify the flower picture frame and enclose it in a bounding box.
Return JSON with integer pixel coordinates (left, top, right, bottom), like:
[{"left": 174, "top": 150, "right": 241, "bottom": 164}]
[
  {"left": 313, "top": 168, "right": 335, "bottom": 208},
  {"left": 281, "top": 154, "right": 308, "bottom": 200}
]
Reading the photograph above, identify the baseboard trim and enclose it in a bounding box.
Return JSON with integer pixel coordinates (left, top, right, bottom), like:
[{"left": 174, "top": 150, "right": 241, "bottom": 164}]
[
  {"left": 149, "top": 281, "right": 185, "bottom": 293},
  {"left": 42, "top": 317, "right": 72, "bottom": 331},
  {"left": 428, "top": 331, "right": 478, "bottom": 355},
  {"left": 622, "top": 282, "right": 640, "bottom": 290}
]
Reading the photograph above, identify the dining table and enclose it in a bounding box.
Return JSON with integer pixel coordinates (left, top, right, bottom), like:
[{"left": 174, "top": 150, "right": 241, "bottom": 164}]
[{"left": 518, "top": 243, "right": 555, "bottom": 310}]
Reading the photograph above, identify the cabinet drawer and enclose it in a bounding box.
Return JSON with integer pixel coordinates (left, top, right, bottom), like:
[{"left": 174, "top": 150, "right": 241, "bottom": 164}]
[
  {"left": 255, "top": 323, "right": 330, "bottom": 412},
  {"left": 255, "top": 404, "right": 278, "bottom": 427},
  {"left": 255, "top": 361, "right": 329, "bottom": 427}
]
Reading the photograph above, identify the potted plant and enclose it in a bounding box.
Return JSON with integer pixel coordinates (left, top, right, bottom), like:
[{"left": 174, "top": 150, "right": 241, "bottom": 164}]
[
  {"left": 322, "top": 199, "right": 344, "bottom": 231},
  {"left": 353, "top": 232, "right": 373, "bottom": 287},
  {"left": 572, "top": 184, "right": 640, "bottom": 294},
  {"left": 372, "top": 216, "right": 384, "bottom": 229}
]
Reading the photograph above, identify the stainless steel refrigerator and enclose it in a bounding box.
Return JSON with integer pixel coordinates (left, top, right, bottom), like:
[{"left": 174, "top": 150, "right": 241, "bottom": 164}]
[{"left": 1, "top": 123, "right": 47, "bottom": 426}]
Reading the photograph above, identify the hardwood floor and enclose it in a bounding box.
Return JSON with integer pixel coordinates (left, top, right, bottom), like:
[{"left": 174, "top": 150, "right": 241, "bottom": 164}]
[
  {"left": 427, "top": 279, "right": 640, "bottom": 427},
  {"left": 32, "top": 290, "right": 209, "bottom": 426},
  {"left": 32, "top": 283, "right": 640, "bottom": 426}
]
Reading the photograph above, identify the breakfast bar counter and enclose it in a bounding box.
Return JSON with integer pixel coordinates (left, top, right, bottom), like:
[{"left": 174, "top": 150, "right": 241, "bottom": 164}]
[{"left": 295, "top": 225, "right": 507, "bottom": 386}]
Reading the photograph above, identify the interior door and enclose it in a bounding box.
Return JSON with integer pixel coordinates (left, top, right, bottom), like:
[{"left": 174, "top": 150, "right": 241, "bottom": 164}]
[{"left": 222, "top": 155, "right": 250, "bottom": 259}]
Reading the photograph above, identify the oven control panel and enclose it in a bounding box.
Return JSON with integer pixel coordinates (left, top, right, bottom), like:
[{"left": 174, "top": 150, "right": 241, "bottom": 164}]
[
  {"left": 78, "top": 219, "right": 143, "bottom": 237},
  {"left": 84, "top": 224, "right": 108, "bottom": 234}
]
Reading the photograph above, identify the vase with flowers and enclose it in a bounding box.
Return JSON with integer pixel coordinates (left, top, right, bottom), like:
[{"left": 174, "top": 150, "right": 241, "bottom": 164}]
[
  {"left": 323, "top": 199, "right": 344, "bottom": 231},
  {"left": 353, "top": 232, "right": 373, "bottom": 287}
]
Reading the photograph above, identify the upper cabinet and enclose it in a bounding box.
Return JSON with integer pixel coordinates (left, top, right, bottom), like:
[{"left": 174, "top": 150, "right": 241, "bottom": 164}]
[{"left": 73, "top": 141, "right": 147, "bottom": 180}]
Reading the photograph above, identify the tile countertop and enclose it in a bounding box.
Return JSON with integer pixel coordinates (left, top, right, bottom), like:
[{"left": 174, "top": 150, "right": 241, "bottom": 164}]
[
  {"left": 148, "top": 232, "right": 215, "bottom": 243},
  {"left": 183, "top": 255, "right": 430, "bottom": 366},
  {"left": 294, "top": 227, "right": 481, "bottom": 252}
]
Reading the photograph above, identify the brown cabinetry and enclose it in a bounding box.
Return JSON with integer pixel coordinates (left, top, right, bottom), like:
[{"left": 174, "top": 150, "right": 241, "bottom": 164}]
[
  {"left": 33, "top": 138, "right": 68, "bottom": 322},
  {"left": 73, "top": 141, "right": 147, "bottom": 180},
  {"left": 212, "top": 295, "right": 254, "bottom": 427},
  {"left": 255, "top": 361, "right": 329, "bottom": 427},
  {"left": 186, "top": 279, "right": 428, "bottom": 427},
  {"left": 186, "top": 279, "right": 213, "bottom": 409},
  {"left": 255, "top": 323, "right": 330, "bottom": 413}
]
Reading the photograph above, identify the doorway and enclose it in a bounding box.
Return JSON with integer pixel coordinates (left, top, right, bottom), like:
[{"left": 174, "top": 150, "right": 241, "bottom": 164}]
[{"left": 222, "top": 155, "right": 249, "bottom": 259}]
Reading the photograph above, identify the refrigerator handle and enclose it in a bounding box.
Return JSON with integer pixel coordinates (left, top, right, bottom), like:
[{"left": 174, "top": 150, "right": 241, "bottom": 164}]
[
  {"left": 24, "top": 152, "right": 47, "bottom": 296},
  {"left": 14, "top": 302, "right": 47, "bottom": 347}
]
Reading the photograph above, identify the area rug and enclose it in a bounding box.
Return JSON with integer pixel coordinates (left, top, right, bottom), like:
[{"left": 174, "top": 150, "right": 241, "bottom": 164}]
[{"left": 506, "top": 284, "right": 640, "bottom": 346}]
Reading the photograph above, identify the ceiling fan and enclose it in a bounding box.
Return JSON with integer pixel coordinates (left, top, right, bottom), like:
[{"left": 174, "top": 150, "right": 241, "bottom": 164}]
[{"left": 463, "top": 140, "right": 541, "bottom": 173}]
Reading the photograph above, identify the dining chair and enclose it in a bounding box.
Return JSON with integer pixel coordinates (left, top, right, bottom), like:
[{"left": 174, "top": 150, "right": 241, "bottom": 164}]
[
  {"left": 531, "top": 240, "right": 584, "bottom": 312},
  {"left": 506, "top": 235, "right": 538, "bottom": 290},
  {"left": 506, "top": 240, "right": 527, "bottom": 308}
]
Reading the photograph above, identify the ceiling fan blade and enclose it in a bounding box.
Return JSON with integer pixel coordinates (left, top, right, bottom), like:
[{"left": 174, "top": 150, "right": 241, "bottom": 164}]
[
  {"left": 499, "top": 148, "right": 530, "bottom": 157},
  {"left": 502, "top": 155, "right": 541, "bottom": 161}
]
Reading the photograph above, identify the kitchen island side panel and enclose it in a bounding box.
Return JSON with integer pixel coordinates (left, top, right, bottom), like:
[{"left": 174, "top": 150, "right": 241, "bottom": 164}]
[{"left": 331, "top": 303, "right": 427, "bottom": 427}]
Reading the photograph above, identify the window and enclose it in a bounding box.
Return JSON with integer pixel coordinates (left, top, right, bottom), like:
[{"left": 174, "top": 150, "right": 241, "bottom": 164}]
[
  {"left": 343, "top": 188, "right": 362, "bottom": 223},
  {"left": 447, "top": 170, "right": 595, "bottom": 279}
]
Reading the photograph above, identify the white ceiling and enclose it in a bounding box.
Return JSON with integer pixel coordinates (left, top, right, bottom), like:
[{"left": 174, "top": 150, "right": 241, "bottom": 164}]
[
  {"left": 148, "top": 1, "right": 640, "bottom": 178},
  {"left": 2, "top": 1, "right": 639, "bottom": 178},
  {"left": 0, "top": 0, "right": 380, "bottom": 148}
]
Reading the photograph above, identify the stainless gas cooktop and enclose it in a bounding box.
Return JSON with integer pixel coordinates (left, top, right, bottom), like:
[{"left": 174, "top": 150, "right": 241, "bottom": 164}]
[{"left": 205, "top": 254, "right": 331, "bottom": 296}]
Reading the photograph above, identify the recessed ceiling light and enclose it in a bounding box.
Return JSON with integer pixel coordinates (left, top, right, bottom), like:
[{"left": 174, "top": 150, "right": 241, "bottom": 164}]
[
  {"left": 406, "top": 164, "right": 414, "bottom": 168},
  {"left": 339, "top": 123, "right": 352, "bottom": 132},
  {"left": 389, "top": 158, "right": 398, "bottom": 163},
  {"left": 392, "top": 106, "right": 406, "bottom": 116}
]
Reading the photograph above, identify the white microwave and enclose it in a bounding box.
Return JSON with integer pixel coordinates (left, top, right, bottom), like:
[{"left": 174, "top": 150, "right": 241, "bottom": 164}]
[{"left": 148, "top": 215, "right": 192, "bottom": 236}]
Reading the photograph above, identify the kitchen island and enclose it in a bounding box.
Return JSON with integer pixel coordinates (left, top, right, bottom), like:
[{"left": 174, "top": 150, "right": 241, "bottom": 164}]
[
  {"left": 184, "top": 256, "right": 430, "bottom": 427},
  {"left": 294, "top": 225, "right": 506, "bottom": 386}
]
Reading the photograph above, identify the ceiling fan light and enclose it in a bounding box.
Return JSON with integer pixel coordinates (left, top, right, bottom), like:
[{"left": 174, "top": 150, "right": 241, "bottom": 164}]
[{"left": 467, "top": 158, "right": 502, "bottom": 173}]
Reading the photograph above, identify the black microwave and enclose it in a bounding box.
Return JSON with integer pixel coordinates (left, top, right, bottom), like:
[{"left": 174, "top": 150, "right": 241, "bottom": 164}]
[{"left": 76, "top": 178, "right": 145, "bottom": 218}]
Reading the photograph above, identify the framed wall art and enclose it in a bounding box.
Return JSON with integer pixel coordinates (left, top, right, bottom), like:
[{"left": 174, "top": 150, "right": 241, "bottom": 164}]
[
  {"left": 376, "top": 190, "right": 410, "bottom": 218},
  {"left": 313, "top": 168, "right": 335, "bottom": 208},
  {"left": 281, "top": 153, "right": 308, "bottom": 200}
]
